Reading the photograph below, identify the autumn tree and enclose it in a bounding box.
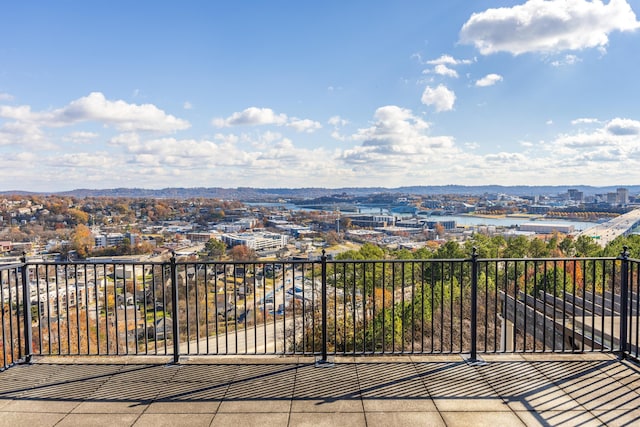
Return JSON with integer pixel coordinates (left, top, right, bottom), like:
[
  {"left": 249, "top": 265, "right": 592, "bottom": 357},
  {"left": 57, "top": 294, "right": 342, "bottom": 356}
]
[
  {"left": 67, "top": 208, "right": 89, "bottom": 225},
  {"left": 228, "top": 244, "right": 257, "bottom": 261},
  {"left": 325, "top": 231, "right": 342, "bottom": 246},
  {"left": 204, "top": 238, "right": 226, "bottom": 260},
  {"left": 70, "top": 224, "right": 94, "bottom": 258},
  {"left": 339, "top": 217, "right": 352, "bottom": 230}
]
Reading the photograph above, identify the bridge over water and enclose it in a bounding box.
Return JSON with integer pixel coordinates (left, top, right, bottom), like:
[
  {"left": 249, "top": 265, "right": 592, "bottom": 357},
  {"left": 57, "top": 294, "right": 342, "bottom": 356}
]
[{"left": 576, "top": 208, "right": 640, "bottom": 246}]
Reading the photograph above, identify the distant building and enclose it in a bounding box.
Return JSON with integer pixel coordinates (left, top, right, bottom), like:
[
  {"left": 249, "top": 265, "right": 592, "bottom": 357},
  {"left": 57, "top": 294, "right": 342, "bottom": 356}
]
[
  {"left": 424, "top": 220, "right": 456, "bottom": 230},
  {"left": 93, "top": 232, "right": 139, "bottom": 248},
  {"left": 568, "top": 189, "right": 584, "bottom": 202},
  {"left": 617, "top": 188, "right": 629, "bottom": 205},
  {"left": 220, "top": 232, "right": 288, "bottom": 251},
  {"left": 527, "top": 205, "right": 552, "bottom": 215},
  {"left": 0, "top": 241, "right": 12, "bottom": 253},
  {"left": 346, "top": 215, "right": 395, "bottom": 228},
  {"left": 184, "top": 232, "right": 217, "bottom": 243},
  {"left": 395, "top": 219, "right": 424, "bottom": 229},
  {"left": 519, "top": 223, "right": 574, "bottom": 234}
]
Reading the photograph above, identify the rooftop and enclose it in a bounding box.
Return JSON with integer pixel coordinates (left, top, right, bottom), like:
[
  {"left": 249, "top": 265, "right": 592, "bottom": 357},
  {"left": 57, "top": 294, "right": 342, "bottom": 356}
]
[{"left": 1, "top": 353, "right": 639, "bottom": 426}]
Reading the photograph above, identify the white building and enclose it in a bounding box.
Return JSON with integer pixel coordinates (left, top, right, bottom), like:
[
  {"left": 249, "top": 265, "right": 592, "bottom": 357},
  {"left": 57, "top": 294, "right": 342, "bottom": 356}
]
[
  {"left": 519, "top": 223, "right": 574, "bottom": 234},
  {"left": 221, "top": 232, "right": 288, "bottom": 251}
]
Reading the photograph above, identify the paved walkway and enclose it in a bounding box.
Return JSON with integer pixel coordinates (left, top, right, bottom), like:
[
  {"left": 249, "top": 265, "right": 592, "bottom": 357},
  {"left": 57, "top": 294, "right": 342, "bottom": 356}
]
[{"left": 1, "top": 353, "right": 639, "bottom": 426}]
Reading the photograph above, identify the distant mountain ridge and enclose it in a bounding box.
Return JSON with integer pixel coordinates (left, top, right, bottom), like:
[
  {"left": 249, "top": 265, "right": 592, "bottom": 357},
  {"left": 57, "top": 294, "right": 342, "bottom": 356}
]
[{"left": 1, "top": 185, "right": 639, "bottom": 200}]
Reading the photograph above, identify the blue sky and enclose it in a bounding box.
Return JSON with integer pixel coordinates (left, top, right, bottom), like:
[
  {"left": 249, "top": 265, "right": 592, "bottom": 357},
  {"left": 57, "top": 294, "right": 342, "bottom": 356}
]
[{"left": 1, "top": 0, "right": 640, "bottom": 191}]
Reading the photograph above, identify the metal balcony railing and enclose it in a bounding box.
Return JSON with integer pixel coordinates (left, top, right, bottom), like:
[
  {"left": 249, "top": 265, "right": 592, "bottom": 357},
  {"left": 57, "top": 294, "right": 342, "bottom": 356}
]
[{"left": 2, "top": 248, "right": 640, "bottom": 370}]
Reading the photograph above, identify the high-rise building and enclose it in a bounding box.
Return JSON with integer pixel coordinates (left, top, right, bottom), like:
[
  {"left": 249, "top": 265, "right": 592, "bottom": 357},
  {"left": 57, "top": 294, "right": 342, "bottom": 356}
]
[
  {"left": 567, "top": 189, "right": 583, "bottom": 202},
  {"left": 617, "top": 188, "right": 629, "bottom": 205}
]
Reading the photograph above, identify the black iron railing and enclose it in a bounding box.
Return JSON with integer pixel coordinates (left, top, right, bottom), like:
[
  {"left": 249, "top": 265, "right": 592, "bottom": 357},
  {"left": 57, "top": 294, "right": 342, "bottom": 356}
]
[{"left": 2, "top": 248, "right": 639, "bottom": 369}]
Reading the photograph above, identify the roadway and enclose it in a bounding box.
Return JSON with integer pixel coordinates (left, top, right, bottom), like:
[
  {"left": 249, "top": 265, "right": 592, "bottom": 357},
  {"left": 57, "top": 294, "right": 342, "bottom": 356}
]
[{"left": 575, "top": 208, "right": 640, "bottom": 247}]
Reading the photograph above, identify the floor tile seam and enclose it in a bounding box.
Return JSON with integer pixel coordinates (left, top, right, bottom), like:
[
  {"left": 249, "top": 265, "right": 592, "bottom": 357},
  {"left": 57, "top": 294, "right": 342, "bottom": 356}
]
[
  {"left": 524, "top": 360, "right": 595, "bottom": 401},
  {"left": 356, "top": 363, "right": 431, "bottom": 400},
  {"left": 511, "top": 406, "right": 558, "bottom": 426},
  {"left": 473, "top": 364, "right": 555, "bottom": 402},
  {"left": 134, "top": 386, "right": 168, "bottom": 421},
  {"left": 420, "top": 363, "right": 495, "bottom": 401},
  {"left": 288, "top": 410, "right": 367, "bottom": 413},
  {"left": 567, "top": 391, "right": 640, "bottom": 412},
  {"left": 582, "top": 408, "right": 608, "bottom": 426},
  {"left": 352, "top": 359, "right": 367, "bottom": 419},
  {"left": 82, "top": 385, "right": 162, "bottom": 406},
  {"left": 287, "top": 363, "right": 300, "bottom": 427},
  {"left": 53, "top": 410, "right": 141, "bottom": 425},
  {"left": 548, "top": 373, "right": 639, "bottom": 403},
  {"left": 410, "top": 360, "right": 467, "bottom": 400},
  {"left": 507, "top": 393, "right": 592, "bottom": 414},
  {"left": 600, "top": 368, "right": 640, "bottom": 397},
  {"left": 459, "top": 363, "right": 557, "bottom": 408},
  {"left": 554, "top": 374, "right": 639, "bottom": 396},
  {"left": 589, "top": 406, "right": 640, "bottom": 423}
]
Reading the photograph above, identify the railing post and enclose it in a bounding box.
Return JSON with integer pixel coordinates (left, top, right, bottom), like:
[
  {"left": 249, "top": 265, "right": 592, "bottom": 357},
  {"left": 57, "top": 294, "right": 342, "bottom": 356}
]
[
  {"left": 462, "top": 247, "right": 484, "bottom": 365},
  {"left": 170, "top": 253, "right": 180, "bottom": 364},
  {"left": 619, "top": 247, "right": 630, "bottom": 359},
  {"left": 315, "top": 250, "right": 332, "bottom": 367},
  {"left": 470, "top": 247, "right": 478, "bottom": 361},
  {"left": 321, "top": 250, "right": 328, "bottom": 361},
  {"left": 20, "top": 252, "right": 33, "bottom": 363}
]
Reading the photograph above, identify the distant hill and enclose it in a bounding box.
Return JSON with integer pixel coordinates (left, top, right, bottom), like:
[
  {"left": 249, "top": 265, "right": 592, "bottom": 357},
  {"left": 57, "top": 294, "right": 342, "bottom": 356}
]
[{"left": 1, "top": 185, "right": 638, "bottom": 200}]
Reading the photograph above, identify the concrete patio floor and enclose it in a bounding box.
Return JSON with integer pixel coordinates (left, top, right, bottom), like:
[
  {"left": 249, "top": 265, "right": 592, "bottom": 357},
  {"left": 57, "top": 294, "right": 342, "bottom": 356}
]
[{"left": 0, "top": 353, "right": 639, "bottom": 426}]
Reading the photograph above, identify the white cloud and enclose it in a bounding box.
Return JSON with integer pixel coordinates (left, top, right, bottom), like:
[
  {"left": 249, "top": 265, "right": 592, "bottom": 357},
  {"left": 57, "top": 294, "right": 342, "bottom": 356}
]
[
  {"left": 65, "top": 131, "right": 99, "bottom": 143},
  {"left": 0, "top": 104, "right": 37, "bottom": 121},
  {"left": 0, "top": 92, "right": 190, "bottom": 133},
  {"left": 328, "top": 116, "right": 348, "bottom": 127},
  {"left": 422, "top": 55, "right": 472, "bottom": 78},
  {"left": 183, "top": 101, "right": 193, "bottom": 110},
  {"left": 328, "top": 116, "right": 350, "bottom": 141},
  {"left": 212, "top": 107, "right": 320, "bottom": 133},
  {"left": 0, "top": 120, "right": 52, "bottom": 149},
  {"left": 287, "top": 118, "right": 322, "bottom": 133},
  {"left": 421, "top": 85, "right": 456, "bottom": 112},
  {"left": 54, "top": 151, "right": 114, "bottom": 168},
  {"left": 433, "top": 64, "right": 459, "bottom": 78},
  {"left": 55, "top": 92, "right": 191, "bottom": 132},
  {"left": 108, "top": 132, "right": 140, "bottom": 147},
  {"left": 0, "top": 93, "right": 14, "bottom": 101},
  {"left": 213, "top": 107, "right": 288, "bottom": 127},
  {"left": 426, "top": 54, "right": 473, "bottom": 66},
  {"left": 605, "top": 118, "right": 640, "bottom": 135},
  {"left": 551, "top": 54, "right": 582, "bottom": 66},
  {"left": 485, "top": 152, "right": 529, "bottom": 163},
  {"left": 571, "top": 117, "right": 600, "bottom": 125},
  {"left": 0, "top": 93, "right": 189, "bottom": 150},
  {"left": 548, "top": 119, "right": 640, "bottom": 167},
  {"left": 460, "top": 0, "right": 640, "bottom": 55},
  {"left": 475, "top": 73, "right": 503, "bottom": 87},
  {"left": 343, "top": 106, "right": 459, "bottom": 170}
]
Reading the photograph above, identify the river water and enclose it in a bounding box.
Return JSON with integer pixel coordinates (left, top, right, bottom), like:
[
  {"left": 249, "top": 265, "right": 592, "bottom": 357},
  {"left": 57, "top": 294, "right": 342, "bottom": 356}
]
[
  {"left": 422, "top": 215, "right": 595, "bottom": 231},
  {"left": 246, "top": 202, "right": 597, "bottom": 232}
]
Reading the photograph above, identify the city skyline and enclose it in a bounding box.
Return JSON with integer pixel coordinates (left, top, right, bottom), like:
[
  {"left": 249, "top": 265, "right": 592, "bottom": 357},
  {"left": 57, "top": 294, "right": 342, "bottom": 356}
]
[{"left": 1, "top": 1, "right": 640, "bottom": 191}]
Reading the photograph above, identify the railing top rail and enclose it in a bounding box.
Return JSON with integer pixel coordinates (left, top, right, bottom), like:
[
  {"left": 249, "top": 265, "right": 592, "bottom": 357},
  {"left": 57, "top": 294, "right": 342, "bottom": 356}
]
[
  {"left": 0, "top": 262, "right": 25, "bottom": 272},
  {"left": 326, "top": 256, "right": 621, "bottom": 263},
  {"left": 476, "top": 256, "right": 620, "bottom": 262},
  {"left": 17, "top": 255, "right": 627, "bottom": 267},
  {"left": 24, "top": 259, "right": 167, "bottom": 266}
]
